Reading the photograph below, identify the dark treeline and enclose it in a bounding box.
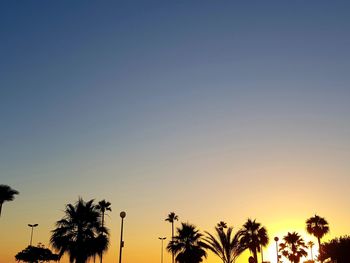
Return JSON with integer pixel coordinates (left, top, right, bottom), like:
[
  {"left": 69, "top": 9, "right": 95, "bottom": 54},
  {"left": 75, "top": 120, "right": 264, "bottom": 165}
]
[{"left": 0, "top": 186, "right": 348, "bottom": 263}]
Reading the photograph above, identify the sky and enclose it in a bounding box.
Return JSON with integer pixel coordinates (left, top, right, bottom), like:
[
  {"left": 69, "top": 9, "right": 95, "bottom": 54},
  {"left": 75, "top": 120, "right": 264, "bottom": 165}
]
[{"left": 1, "top": 1, "right": 350, "bottom": 263}]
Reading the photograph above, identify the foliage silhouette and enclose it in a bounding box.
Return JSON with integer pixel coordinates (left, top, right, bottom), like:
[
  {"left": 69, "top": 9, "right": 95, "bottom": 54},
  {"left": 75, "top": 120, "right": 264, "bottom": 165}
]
[
  {"left": 50, "top": 198, "right": 109, "bottom": 263},
  {"left": 95, "top": 200, "right": 112, "bottom": 263},
  {"left": 15, "top": 245, "right": 59, "bottom": 262},
  {"left": 318, "top": 235, "right": 350, "bottom": 263},
  {"left": 204, "top": 222, "right": 245, "bottom": 263},
  {"left": 279, "top": 232, "right": 308, "bottom": 263},
  {"left": 167, "top": 222, "right": 207, "bottom": 263},
  {"left": 0, "top": 184, "right": 19, "bottom": 217},
  {"left": 165, "top": 212, "right": 179, "bottom": 263},
  {"left": 240, "top": 219, "right": 269, "bottom": 263},
  {"left": 306, "top": 214, "right": 329, "bottom": 252},
  {"left": 216, "top": 221, "right": 228, "bottom": 231}
]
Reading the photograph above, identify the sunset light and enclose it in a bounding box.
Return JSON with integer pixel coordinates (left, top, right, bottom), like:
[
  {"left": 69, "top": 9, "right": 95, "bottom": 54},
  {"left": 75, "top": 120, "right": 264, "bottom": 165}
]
[{"left": 1, "top": 1, "right": 350, "bottom": 263}]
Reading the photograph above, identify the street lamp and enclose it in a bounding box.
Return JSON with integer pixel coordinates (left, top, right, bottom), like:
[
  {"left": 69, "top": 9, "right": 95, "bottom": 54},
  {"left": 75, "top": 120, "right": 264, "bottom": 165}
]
[
  {"left": 28, "top": 224, "right": 38, "bottom": 246},
  {"left": 158, "top": 237, "right": 166, "bottom": 263},
  {"left": 274, "top": 237, "right": 279, "bottom": 263},
  {"left": 118, "top": 211, "right": 126, "bottom": 263}
]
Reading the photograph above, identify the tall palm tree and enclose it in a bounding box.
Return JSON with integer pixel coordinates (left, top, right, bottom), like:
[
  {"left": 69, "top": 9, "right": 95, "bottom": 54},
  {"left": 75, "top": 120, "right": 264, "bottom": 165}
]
[
  {"left": 167, "top": 222, "right": 207, "bottom": 263},
  {"left": 279, "top": 232, "right": 307, "bottom": 263},
  {"left": 50, "top": 198, "right": 109, "bottom": 263},
  {"left": 165, "top": 212, "right": 179, "bottom": 263},
  {"left": 240, "top": 219, "right": 269, "bottom": 263},
  {"left": 95, "top": 200, "right": 112, "bottom": 263},
  {"left": 204, "top": 223, "right": 245, "bottom": 263},
  {"left": 306, "top": 215, "right": 329, "bottom": 250},
  {"left": 0, "top": 184, "right": 19, "bottom": 217}
]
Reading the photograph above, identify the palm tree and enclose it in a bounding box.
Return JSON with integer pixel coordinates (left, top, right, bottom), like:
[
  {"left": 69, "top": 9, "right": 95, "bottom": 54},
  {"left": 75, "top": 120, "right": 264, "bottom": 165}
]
[
  {"left": 204, "top": 223, "right": 245, "bottom": 263},
  {"left": 0, "top": 184, "right": 19, "bottom": 217},
  {"left": 50, "top": 198, "right": 109, "bottom": 263},
  {"left": 216, "top": 221, "right": 228, "bottom": 231},
  {"left": 167, "top": 222, "right": 207, "bottom": 263},
  {"left": 240, "top": 219, "right": 269, "bottom": 263},
  {"left": 279, "top": 232, "right": 307, "bottom": 263},
  {"left": 95, "top": 200, "right": 112, "bottom": 263},
  {"left": 165, "top": 212, "right": 179, "bottom": 263},
  {"left": 306, "top": 215, "right": 329, "bottom": 250},
  {"left": 306, "top": 241, "right": 314, "bottom": 261}
]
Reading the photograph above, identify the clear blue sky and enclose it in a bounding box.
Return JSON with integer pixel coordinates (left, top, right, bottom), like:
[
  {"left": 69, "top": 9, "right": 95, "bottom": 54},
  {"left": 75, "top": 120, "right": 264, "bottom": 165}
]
[{"left": 1, "top": 1, "right": 350, "bottom": 263}]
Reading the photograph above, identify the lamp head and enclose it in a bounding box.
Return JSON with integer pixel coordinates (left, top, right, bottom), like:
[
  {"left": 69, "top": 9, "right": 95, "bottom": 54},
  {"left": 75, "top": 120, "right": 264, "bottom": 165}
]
[{"left": 120, "top": 211, "right": 126, "bottom": 218}]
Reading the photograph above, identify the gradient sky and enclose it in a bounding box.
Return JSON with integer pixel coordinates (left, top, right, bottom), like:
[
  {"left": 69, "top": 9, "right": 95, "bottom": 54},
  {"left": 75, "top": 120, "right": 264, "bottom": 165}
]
[{"left": 1, "top": 1, "right": 350, "bottom": 263}]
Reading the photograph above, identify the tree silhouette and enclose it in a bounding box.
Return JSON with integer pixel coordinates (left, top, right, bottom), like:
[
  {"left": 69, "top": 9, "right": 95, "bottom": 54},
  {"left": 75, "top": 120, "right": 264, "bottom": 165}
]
[
  {"left": 279, "top": 232, "right": 307, "bottom": 263},
  {"left": 50, "top": 198, "right": 109, "bottom": 263},
  {"left": 0, "top": 184, "right": 19, "bottom": 217},
  {"left": 318, "top": 235, "right": 350, "bottom": 263},
  {"left": 204, "top": 223, "right": 245, "bottom": 263},
  {"left": 165, "top": 212, "right": 179, "bottom": 263},
  {"left": 167, "top": 222, "right": 207, "bottom": 263},
  {"left": 96, "top": 200, "right": 112, "bottom": 263},
  {"left": 306, "top": 215, "right": 329, "bottom": 252},
  {"left": 240, "top": 219, "right": 269, "bottom": 263},
  {"left": 15, "top": 245, "right": 59, "bottom": 262},
  {"left": 216, "top": 221, "right": 228, "bottom": 231},
  {"left": 306, "top": 241, "right": 315, "bottom": 261}
]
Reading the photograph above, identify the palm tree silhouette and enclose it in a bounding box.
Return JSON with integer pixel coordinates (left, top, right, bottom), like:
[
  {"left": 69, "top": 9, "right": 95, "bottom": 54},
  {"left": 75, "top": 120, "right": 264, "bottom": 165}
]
[
  {"left": 50, "top": 198, "right": 109, "bottom": 263},
  {"left": 95, "top": 200, "right": 112, "bottom": 263},
  {"left": 167, "top": 222, "right": 207, "bottom": 263},
  {"left": 240, "top": 219, "right": 269, "bottom": 263},
  {"left": 216, "top": 221, "right": 228, "bottom": 231},
  {"left": 0, "top": 184, "right": 19, "bottom": 217},
  {"left": 306, "top": 215, "right": 329, "bottom": 252},
  {"left": 204, "top": 223, "right": 245, "bottom": 263},
  {"left": 306, "top": 241, "right": 314, "bottom": 261},
  {"left": 279, "top": 232, "right": 307, "bottom": 263},
  {"left": 165, "top": 212, "right": 179, "bottom": 263}
]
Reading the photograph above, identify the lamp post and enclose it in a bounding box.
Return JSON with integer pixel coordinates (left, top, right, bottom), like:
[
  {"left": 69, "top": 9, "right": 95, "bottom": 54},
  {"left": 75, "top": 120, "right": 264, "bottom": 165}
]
[
  {"left": 28, "top": 224, "right": 38, "bottom": 246},
  {"left": 119, "top": 211, "right": 126, "bottom": 263},
  {"left": 274, "top": 237, "right": 279, "bottom": 263},
  {"left": 158, "top": 237, "right": 166, "bottom": 263}
]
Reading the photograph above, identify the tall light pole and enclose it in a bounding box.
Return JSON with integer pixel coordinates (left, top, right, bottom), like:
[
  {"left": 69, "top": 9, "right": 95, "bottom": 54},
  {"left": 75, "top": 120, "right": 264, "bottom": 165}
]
[
  {"left": 28, "top": 224, "right": 38, "bottom": 246},
  {"left": 158, "top": 237, "right": 166, "bottom": 263},
  {"left": 119, "top": 211, "right": 126, "bottom": 263},
  {"left": 274, "top": 237, "right": 279, "bottom": 263}
]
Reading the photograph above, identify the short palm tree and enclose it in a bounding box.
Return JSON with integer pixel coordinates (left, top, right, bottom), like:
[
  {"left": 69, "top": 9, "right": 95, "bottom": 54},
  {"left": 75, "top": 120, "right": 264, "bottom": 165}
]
[
  {"left": 0, "top": 184, "right": 19, "bottom": 217},
  {"left": 306, "top": 241, "right": 315, "bottom": 260},
  {"left": 50, "top": 198, "right": 109, "bottom": 263},
  {"left": 204, "top": 223, "right": 245, "bottom": 263},
  {"left": 306, "top": 215, "right": 329, "bottom": 250},
  {"left": 279, "top": 232, "right": 307, "bottom": 263},
  {"left": 165, "top": 212, "right": 179, "bottom": 263},
  {"left": 240, "top": 219, "right": 269, "bottom": 263},
  {"left": 95, "top": 200, "right": 112, "bottom": 263},
  {"left": 167, "top": 222, "right": 207, "bottom": 263}
]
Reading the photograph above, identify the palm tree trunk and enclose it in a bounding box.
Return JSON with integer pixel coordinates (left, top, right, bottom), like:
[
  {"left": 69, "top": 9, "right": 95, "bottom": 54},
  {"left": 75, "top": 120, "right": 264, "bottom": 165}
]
[
  {"left": 172, "top": 222, "right": 174, "bottom": 263},
  {"left": 0, "top": 202, "right": 2, "bottom": 217},
  {"left": 100, "top": 212, "right": 105, "bottom": 263},
  {"left": 318, "top": 237, "right": 322, "bottom": 263},
  {"left": 253, "top": 248, "right": 258, "bottom": 263}
]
